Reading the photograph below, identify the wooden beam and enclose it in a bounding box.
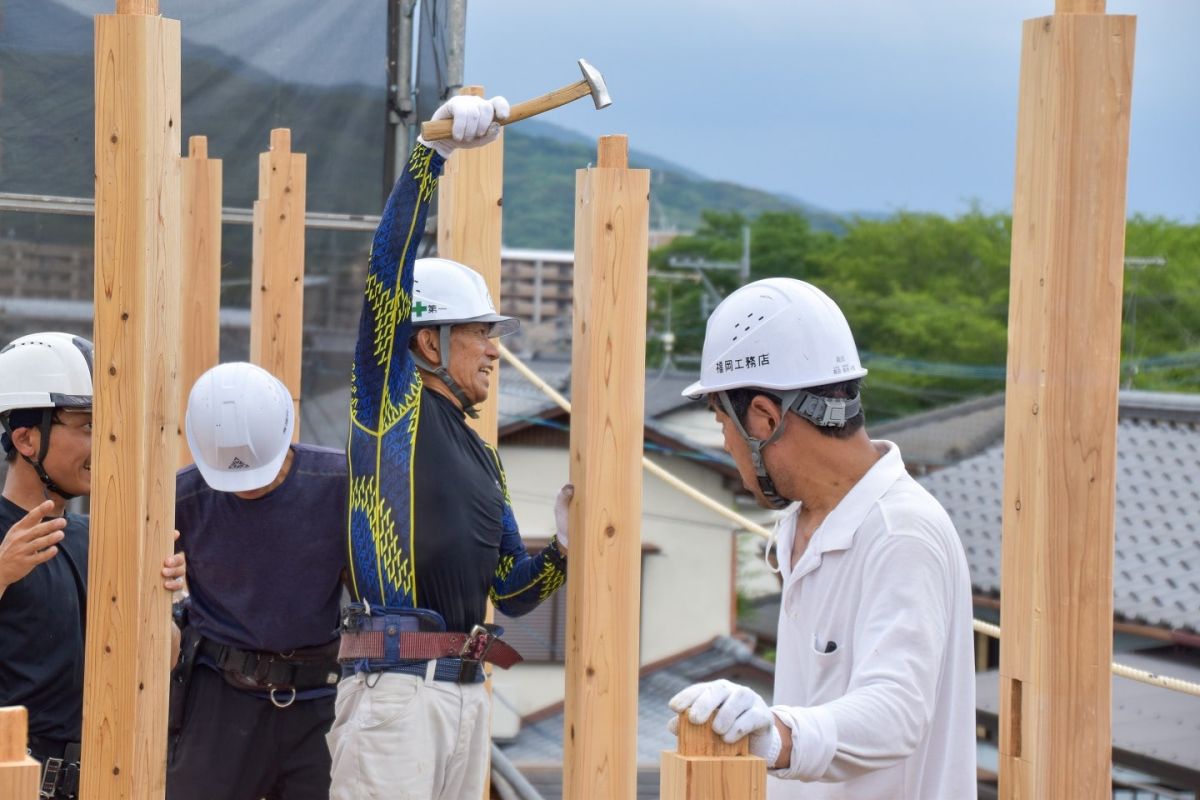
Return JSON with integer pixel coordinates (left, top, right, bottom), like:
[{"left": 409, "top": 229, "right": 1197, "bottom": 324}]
[
  {"left": 660, "top": 713, "right": 766, "bottom": 800},
  {"left": 116, "top": 0, "right": 159, "bottom": 13},
  {"left": 562, "top": 135, "right": 650, "bottom": 799},
  {"left": 436, "top": 85, "right": 504, "bottom": 442},
  {"left": 0, "top": 708, "right": 38, "bottom": 800},
  {"left": 250, "top": 128, "right": 306, "bottom": 439},
  {"left": 84, "top": 5, "right": 181, "bottom": 797},
  {"left": 179, "top": 135, "right": 222, "bottom": 467},
  {"left": 1056, "top": 0, "right": 1105, "bottom": 13},
  {"left": 435, "top": 85, "right": 505, "bottom": 799},
  {"left": 999, "top": 6, "right": 1135, "bottom": 800}
]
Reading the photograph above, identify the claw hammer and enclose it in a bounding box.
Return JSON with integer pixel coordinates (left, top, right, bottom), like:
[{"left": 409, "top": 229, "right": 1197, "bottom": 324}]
[{"left": 420, "top": 58, "right": 612, "bottom": 141}]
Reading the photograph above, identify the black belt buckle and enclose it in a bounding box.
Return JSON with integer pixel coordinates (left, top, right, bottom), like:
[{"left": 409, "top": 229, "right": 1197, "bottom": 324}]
[{"left": 458, "top": 624, "right": 494, "bottom": 682}]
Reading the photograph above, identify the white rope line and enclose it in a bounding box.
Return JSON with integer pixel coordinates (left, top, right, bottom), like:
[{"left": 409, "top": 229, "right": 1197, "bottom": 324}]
[
  {"left": 499, "top": 344, "right": 1200, "bottom": 699},
  {"left": 973, "top": 620, "right": 1200, "bottom": 696},
  {"left": 498, "top": 344, "right": 773, "bottom": 540}
]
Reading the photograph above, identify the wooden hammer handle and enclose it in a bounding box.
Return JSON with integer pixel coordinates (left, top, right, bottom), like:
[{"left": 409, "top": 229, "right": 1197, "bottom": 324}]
[{"left": 420, "top": 79, "right": 592, "bottom": 141}]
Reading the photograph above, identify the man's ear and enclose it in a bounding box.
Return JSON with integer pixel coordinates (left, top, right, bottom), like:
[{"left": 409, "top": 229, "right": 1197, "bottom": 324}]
[
  {"left": 412, "top": 328, "right": 441, "bottom": 365},
  {"left": 9, "top": 426, "right": 40, "bottom": 459},
  {"left": 747, "top": 394, "right": 783, "bottom": 438}
]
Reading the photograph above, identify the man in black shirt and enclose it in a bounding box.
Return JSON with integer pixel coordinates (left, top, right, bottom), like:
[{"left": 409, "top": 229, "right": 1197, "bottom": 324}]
[
  {"left": 332, "top": 95, "right": 573, "bottom": 798},
  {"left": 0, "top": 331, "right": 186, "bottom": 799}
]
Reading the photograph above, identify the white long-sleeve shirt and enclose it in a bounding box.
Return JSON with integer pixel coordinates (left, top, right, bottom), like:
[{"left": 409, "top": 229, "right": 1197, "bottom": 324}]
[{"left": 766, "top": 442, "right": 977, "bottom": 799}]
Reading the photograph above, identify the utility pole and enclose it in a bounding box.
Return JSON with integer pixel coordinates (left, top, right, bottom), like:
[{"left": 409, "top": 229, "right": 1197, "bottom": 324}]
[
  {"left": 647, "top": 270, "right": 700, "bottom": 365},
  {"left": 383, "top": 0, "right": 418, "bottom": 201},
  {"left": 1122, "top": 255, "right": 1167, "bottom": 388},
  {"left": 666, "top": 223, "right": 751, "bottom": 315},
  {"left": 383, "top": 0, "right": 467, "bottom": 199}
]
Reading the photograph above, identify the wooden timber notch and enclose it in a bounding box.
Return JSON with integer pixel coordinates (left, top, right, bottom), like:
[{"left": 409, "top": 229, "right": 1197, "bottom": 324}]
[
  {"left": 437, "top": 85, "right": 505, "bottom": 443},
  {"left": 999, "top": 0, "right": 1135, "bottom": 797},
  {"left": 250, "top": 128, "right": 307, "bottom": 439},
  {"left": 0, "top": 707, "right": 39, "bottom": 799},
  {"left": 562, "top": 135, "right": 650, "bottom": 799},
  {"left": 660, "top": 713, "right": 766, "bottom": 799},
  {"left": 178, "top": 135, "right": 222, "bottom": 467},
  {"left": 435, "top": 84, "right": 505, "bottom": 799},
  {"left": 82, "top": 0, "right": 182, "bottom": 796}
]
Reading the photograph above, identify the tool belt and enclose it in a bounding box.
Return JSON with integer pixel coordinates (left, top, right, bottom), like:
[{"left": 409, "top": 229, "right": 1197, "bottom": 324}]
[
  {"left": 29, "top": 736, "right": 80, "bottom": 799},
  {"left": 338, "top": 603, "right": 523, "bottom": 683},
  {"left": 199, "top": 638, "right": 341, "bottom": 706}
]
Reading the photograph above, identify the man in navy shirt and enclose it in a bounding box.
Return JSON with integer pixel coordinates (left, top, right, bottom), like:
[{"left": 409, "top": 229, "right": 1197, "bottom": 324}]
[
  {"left": 0, "top": 331, "right": 186, "bottom": 800},
  {"left": 166, "top": 362, "right": 347, "bottom": 800},
  {"left": 331, "top": 94, "right": 572, "bottom": 799}
]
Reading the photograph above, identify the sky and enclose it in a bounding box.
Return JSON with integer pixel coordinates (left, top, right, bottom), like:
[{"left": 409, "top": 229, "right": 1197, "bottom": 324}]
[
  {"left": 462, "top": 0, "right": 1200, "bottom": 220},
  {"left": 53, "top": 0, "right": 1200, "bottom": 221}
]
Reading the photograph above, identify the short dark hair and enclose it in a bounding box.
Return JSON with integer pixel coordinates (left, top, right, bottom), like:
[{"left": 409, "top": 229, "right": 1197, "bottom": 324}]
[{"left": 717, "top": 378, "right": 865, "bottom": 439}]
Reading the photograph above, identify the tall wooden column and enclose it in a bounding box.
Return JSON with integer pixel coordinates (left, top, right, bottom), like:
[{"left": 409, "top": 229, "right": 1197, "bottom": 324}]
[
  {"left": 563, "top": 135, "right": 650, "bottom": 799},
  {"left": 178, "top": 135, "right": 222, "bottom": 467},
  {"left": 0, "top": 708, "right": 38, "bottom": 799},
  {"left": 435, "top": 84, "right": 505, "bottom": 799},
  {"left": 250, "top": 128, "right": 306, "bottom": 439},
  {"left": 661, "top": 713, "right": 765, "bottom": 800},
  {"left": 999, "top": 1, "right": 1135, "bottom": 797},
  {"left": 436, "top": 85, "right": 505, "bottom": 441},
  {"left": 85, "top": 1, "right": 181, "bottom": 796}
]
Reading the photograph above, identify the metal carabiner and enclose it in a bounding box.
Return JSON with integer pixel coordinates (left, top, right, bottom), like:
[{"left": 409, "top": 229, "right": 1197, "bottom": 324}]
[{"left": 269, "top": 686, "right": 297, "bottom": 709}]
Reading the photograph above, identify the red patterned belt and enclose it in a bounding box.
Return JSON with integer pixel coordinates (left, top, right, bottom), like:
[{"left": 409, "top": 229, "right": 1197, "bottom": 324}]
[{"left": 337, "top": 625, "right": 523, "bottom": 669}]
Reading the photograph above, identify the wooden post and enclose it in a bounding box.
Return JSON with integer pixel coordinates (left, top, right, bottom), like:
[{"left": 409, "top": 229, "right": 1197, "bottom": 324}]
[
  {"left": 436, "top": 85, "right": 504, "bottom": 441},
  {"left": 562, "top": 135, "right": 649, "bottom": 799},
  {"left": 999, "top": 1, "right": 1134, "bottom": 798},
  {"left": 179, "top": 135, "right": 222, "bottom": 467},
  {"left": 85, "top": 1, "right": 181, "bottom": 797},
  {"left": 660, "top": 713, "right": 766, "bottom": 800},
  {"left": 250, "top": 128, "right": 306, "bottom": 438},
  {"left": 435, "top": 84, "right": 504, "bottom": 799},
  {"left": 0, "top": 708, "right": 39, "bottom": 799}
]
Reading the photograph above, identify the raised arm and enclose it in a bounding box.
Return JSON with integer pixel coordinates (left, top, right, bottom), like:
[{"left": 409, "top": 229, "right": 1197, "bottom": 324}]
[{"left": 350, "top": 145, "right": 443, "bottom": 432}]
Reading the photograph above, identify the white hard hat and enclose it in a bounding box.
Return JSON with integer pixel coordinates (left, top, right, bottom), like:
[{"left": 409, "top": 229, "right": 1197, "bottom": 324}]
[
  {"left": 682, "top": 278, "right": 867, "bottom": 398},
  {"left": 412, "top": 258, "right": 519, "bottom": 337},
  {"left": 0, "top": 332, "right": 94, "bottom": 417},
  {"left": 185, "top": 362, "right": 294, "bottom": 493}
]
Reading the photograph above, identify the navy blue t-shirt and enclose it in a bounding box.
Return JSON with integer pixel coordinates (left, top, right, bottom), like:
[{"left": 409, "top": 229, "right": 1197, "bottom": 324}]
[
  {"left": 175, "top": 443, "right": 348, "bottom": 653},
  {"left": 0, "top": 496, "right": 89, "bottom": 742}
]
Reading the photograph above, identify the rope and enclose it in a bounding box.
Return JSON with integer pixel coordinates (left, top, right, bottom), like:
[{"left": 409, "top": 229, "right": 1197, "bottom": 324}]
[
  {"left": 498, "top": 344, "right": 773, "bottom": 540},
  {"left": 499, "top": 344, "right": 1200, "bottom": 699},
  {"left": 973, "top": 620, "right": 1200, "bottom": 697}
]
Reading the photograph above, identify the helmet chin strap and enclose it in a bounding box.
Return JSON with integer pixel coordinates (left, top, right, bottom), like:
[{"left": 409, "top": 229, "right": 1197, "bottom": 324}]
[
  {"left": 412, "top": 325, "right": 480, "bottom": 419},
  {"left": 17, "top": 410, "right": 79, "bottom": 501},
  {"left": 717, "top": 390, "right": 801, "bottom": 510}
]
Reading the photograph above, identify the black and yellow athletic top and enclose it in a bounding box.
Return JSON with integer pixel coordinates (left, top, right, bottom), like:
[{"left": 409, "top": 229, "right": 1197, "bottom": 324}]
[{"left": 347, "top": 145, "right": 566, "bottom": 632}]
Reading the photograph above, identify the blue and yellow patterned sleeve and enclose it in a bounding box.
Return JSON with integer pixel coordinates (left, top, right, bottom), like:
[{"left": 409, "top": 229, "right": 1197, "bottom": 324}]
[
  {"left": 486, "top": 448, "right": 568, "bottom": 617},
  {"left": 346, "top": 145, "right": 445, "bottom": 607}
]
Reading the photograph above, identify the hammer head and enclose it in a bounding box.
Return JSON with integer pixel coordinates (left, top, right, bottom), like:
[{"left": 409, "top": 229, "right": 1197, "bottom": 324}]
[{"left": 577, "top": 59, "right": 612, "bottom": 109}]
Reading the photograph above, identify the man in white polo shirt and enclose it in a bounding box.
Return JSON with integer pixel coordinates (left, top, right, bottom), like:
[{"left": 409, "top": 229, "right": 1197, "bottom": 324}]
[{"left": 669, "top": 278, "right": 976, "bottom": 799}]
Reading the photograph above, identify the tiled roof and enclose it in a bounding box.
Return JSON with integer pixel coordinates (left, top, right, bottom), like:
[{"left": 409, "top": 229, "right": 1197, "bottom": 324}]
[
  {"left": 976, "top": 651, "right": 1200, "bottom": 780},
  {"left": 918, "top": 392, "right": 1200, "bottom": 632},
  {"left": 872, "top": 392, "right": 1006, "bottom": 470}
]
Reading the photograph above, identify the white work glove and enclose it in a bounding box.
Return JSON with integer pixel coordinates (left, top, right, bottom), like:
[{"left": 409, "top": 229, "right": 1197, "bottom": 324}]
[
  {"left": 417, "top": 95, "right": 510, "bottom": 159},
  {"left": 667, "top": 679, "right": 783, "bottom": 766},
  {"left": 553, "top": 483, "right": 574, "bottom": 549}
]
